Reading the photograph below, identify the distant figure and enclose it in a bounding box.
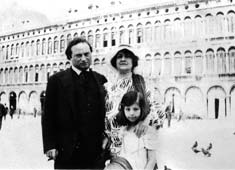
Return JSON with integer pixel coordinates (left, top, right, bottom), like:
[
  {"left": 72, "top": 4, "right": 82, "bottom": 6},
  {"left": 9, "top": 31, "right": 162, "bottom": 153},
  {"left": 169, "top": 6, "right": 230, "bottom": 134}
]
[
  {"left": 165, "top": 102, "right": 172, "bottom": 127},
  {"left": 9, "top": 105, "right": 14, "bottom": 119},
  {"left": 3, "top": 104, "right": 8, "bottom": 120},
  {"left": 0, "top": 102, "right": 6, "bottom": 130},
  {"left": 178, "top": 108, "right": 184, "bottom": 121},
  {"left": 33, "top": 107, "right": 37, "bottom": 117}
]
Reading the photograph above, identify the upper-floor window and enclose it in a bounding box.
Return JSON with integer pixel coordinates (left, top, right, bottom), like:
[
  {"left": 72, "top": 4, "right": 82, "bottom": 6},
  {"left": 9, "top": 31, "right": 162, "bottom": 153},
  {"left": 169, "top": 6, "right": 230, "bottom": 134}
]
[
  {"left": 88, "top": 31, "right": 93, "bottom": 46},
  {"left": 184, "top": 51, "right": 192, "bottom": 74},
  {"left": 42, "top": 39, "right": 46, "bottom": 55},
  {"left": 54, "top": 36, "right": 59, "bottom": 53},
  {"left": 60, "top": 35, "right": 65, "bottom": 53},
  {"left": 48, "top": 38, "right": 52, "bottom": 54},
  {"left": 81, "top": 31, "right": 86, "bottom": 39},
  {"left": 119, "top": 26, "right": 125, "bottom": 44},
  {"left": 103, "top": 28, "right": 108, "bottom": 47},
  {"left": 137, "top": 24, "right": 143, "bottom": 43},
  {"left": 128, "top": 25, "right": 134, "bottom": 44},
  {"left": 95, "top": 29, "right": 101, "bottom": 48},
  {"left": 111, "top": 27, "right": 116, "bottom": 46},
  {"left": 36, "top": 40, "right": 40, "bottom": 56},
  {"left": 67, "top": 34, "right": 72, "bottom": 46}
]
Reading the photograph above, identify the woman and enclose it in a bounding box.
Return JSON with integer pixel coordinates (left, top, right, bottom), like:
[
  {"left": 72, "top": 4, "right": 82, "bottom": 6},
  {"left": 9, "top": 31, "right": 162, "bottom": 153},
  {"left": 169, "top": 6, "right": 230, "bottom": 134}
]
[{"left": 105, "top": 44, "right": 163, "bottom": 155}]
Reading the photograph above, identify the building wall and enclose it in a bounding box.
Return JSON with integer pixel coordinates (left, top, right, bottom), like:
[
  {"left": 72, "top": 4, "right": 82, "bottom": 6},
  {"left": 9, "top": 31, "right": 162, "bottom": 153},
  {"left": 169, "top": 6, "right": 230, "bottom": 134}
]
[{"left": 0, "top": 0, "right": 235, "bottom": 118}]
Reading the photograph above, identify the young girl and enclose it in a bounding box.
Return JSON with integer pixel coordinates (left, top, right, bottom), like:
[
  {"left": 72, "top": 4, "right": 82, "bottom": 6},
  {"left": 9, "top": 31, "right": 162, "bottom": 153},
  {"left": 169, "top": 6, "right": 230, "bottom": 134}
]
[{"left": 106, "top": 90, "right": 158, "bottom": 170}]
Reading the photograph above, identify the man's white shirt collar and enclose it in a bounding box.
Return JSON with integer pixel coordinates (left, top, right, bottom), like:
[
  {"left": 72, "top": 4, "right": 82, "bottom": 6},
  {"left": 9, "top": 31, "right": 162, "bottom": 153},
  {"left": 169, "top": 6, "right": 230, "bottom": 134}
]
[{"left": 71, "top": 65, "right": 83, "bottom": 76}]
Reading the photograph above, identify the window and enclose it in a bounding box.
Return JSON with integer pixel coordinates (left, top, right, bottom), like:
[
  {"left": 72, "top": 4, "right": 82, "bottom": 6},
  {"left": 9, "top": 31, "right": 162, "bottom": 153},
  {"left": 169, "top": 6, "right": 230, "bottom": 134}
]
[
  {"left": 206, "top": 50, "right": 215, "bottom": 74},
  {"left": 54, "top": 36, "right": 58, "bottom": 53},
  {"left": 137, "top": 24, "right": 143, "bottom": 43},
  {"left": 60, "top": 35, "right": 65, "bottom": 53},
  {"left": 216, "top": 48, "right": 226, "bottom": 73},
  {"left": 20, "top": 43, "right": 24, "bottom": 58},
  {"left": 88, "top": 31, "right": 93, "bottom": 46},
  {"left": 229, "top": 48, "right": 235, "bottom": 72},
  {"left": 36, "top": 40, "right": 40, "bottom": 56},
  {"left": 194, "top": 51, "right": 203, "bottom": 75},
  {"left": 31, "top": 41, "right": 35, "bottom": 56},
  {"left": 48, "top": 38, "right": 52, "bottom": 54},
  {"left": 119, "top": 26, "right": 125, "bottom": 44},
  {"left": 35, "top": 66, "right": 39, "bottom": 82},
  {"left": 67, "top": 34, "right": 72, "bottom": 46},
  {"left": 103, "top": 28, "right": 108, "bottom": 47},
  {"left": 184, "top": 51, "right": 192, "bottom": 74},
  {"left": 128, "top": 25, "right": 134, "bottom": 44},
  {"left": 111, "top": 27, "right": 116, "bottom": 46},
  {"left": 95, "top": 29, "right": 101, "bottom": 48},
  {"left": 42, "top": 39, "right": 46, "bottom": 55},
  {"left": 16, "top": 43, "right": 19, "bottom": 58},
  {"left": 174, "top": 52, "right": 182, "bottom": 75}
]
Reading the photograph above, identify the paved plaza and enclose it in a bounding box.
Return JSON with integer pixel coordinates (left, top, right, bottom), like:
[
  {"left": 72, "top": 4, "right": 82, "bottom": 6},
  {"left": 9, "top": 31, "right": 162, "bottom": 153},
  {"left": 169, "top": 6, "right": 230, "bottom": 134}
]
[{"left": 0, "top": 115, "right": 235, "bottom": 170}]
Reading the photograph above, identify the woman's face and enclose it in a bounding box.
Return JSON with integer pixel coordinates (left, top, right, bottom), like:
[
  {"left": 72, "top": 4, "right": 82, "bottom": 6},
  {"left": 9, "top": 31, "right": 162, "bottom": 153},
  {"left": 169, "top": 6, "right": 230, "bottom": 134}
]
[
  {"left": 115, "top": 51, "right": 133, "bottom": 73},
  {"left": 124, "top": 103, "right": 141, "bottom": 123}
]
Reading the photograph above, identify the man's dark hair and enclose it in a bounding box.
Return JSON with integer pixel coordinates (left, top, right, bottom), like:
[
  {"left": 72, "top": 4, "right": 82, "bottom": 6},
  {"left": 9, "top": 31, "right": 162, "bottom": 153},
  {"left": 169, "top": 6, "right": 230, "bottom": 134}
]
[{"left": 65, "top": 37, "right": 93, "bottom": 60}]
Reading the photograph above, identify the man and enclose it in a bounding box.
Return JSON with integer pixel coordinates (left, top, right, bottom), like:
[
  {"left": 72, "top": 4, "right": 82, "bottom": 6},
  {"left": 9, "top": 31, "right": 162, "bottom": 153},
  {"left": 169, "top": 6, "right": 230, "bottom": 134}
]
[
  {"left": 0, "top": 102, "right": 6, "bottom": 130},
  {"left": 41, "top": 37, "right": 108, "bottom": 169},
  {"left": 165, "top": 101, "right": 172, "bottom": 128}
]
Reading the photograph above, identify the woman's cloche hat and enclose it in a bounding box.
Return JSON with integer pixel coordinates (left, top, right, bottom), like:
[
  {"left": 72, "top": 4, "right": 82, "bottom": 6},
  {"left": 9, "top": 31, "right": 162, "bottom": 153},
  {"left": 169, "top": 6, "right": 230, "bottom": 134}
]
[{"left": 110, "top": 44, "right": 139, "bottom": 69}]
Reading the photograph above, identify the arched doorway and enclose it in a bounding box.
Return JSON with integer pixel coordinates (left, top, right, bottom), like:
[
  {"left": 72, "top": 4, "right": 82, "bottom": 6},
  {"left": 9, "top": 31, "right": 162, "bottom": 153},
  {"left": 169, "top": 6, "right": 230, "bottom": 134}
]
[
  {"left": 164, "top": 87, "right": 182, "bottom": 117},
  {"left": 18, "top": 92, "right": 27, "bottom": 114},
  {"left": 207, "top": 86, "right": 226, "bottom": 119},
  {"left": 29, "top": 91, "right": 40, "bottom": 114},
  {"left": 40, "top": 91, "right": 46, "bottom": 113},
  {"left": 185, "top": 86, "right": 204, "bottom": 118},
  {"left": 230, "top": 86, "right": 235, "bottom": 118},
  {"left": 9, "top": 91, "right": 17, "bottom": 111},
  {"left": 0, "top": 92, "right": 8, "bottom": 106}
]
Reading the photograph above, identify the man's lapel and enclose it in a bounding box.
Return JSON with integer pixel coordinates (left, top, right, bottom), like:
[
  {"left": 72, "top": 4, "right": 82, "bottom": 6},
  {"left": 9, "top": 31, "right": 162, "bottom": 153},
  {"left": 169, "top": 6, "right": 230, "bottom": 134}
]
[
  {"left": 90, "top": 71, "right": 105, "bottom": 106},
  {"left": 60, "top": 68, "right": 77, "bottom": 119}
]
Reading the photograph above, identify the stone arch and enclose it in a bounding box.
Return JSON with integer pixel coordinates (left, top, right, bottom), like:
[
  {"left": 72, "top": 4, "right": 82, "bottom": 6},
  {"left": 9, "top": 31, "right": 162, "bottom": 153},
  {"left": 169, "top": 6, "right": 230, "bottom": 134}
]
[
  {"left": 40, "top": 91, "right": 46, "bottom": 112},
  {"left": 207, "top": 86, "right": 226, "bottom": 119},
  {"left": 229, "top": 85, "right": 235, "bottom": 118},
  {"left": 0, "top": 92, "right": 8, "bottom": 106},
  {"left": 18, "top": 91, "right": 27, "bottom": 113},
  {"left": 9, "top": 91, "right": 17, "bottom": 111},
  {"left": 185, "top": 86, "right": 204, "bottom": 118},
  {"left": 29, "top": 91, "right": 40, "bottom": 113},
  {"left": 164, "top": 87, "right": 182, "bottom": 115}
]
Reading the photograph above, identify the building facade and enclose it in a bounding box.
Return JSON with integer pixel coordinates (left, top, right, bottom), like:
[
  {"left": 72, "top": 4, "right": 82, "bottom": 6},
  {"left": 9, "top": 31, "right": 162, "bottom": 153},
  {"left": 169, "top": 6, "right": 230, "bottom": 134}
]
[{"left": 0, "top": 0, "right": 235, "bottom": 118}]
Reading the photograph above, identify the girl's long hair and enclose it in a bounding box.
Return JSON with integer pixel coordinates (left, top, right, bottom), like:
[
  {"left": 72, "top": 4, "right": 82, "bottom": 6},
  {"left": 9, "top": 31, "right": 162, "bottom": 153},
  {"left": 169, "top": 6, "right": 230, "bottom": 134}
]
[{"left": 115, "top": 90, "right": 148, "bottom": 127}]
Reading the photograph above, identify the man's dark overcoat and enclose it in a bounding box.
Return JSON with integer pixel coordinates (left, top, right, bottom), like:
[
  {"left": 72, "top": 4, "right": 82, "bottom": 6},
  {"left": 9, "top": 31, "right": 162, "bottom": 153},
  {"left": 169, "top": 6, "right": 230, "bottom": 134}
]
[{"left": 41, "top": 68, "right": 107, "bottom": 164}]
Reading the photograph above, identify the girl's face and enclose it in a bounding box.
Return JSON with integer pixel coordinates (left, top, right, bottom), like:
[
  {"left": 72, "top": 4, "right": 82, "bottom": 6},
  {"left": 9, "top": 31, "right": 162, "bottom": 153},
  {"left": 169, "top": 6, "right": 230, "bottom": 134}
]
[
  {"left": 116, "top": 52, "right": 133, "bottom": 73},
  {"left": 124, "top": 102, "right": 141, "bottom": 123}
]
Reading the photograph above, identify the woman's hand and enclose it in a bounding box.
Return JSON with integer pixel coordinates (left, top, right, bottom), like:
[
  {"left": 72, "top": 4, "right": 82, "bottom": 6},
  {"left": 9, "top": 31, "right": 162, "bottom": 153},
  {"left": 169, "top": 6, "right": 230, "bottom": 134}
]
[{"left": 134, "top": 121, "right": 148, "bottom": 138}]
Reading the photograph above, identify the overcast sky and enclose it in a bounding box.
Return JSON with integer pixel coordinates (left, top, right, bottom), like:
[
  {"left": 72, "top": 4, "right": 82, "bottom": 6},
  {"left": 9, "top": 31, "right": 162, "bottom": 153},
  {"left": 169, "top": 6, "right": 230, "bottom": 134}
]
[{"left": 0, "top": 0, "right": 158, "bottom": 21}]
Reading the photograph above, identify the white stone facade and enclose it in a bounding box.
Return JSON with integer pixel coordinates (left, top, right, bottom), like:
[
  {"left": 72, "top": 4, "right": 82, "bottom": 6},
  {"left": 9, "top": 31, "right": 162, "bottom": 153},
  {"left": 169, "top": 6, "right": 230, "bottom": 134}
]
[{"left": 0, "top": 0, "right": 235, "bottom": 118}]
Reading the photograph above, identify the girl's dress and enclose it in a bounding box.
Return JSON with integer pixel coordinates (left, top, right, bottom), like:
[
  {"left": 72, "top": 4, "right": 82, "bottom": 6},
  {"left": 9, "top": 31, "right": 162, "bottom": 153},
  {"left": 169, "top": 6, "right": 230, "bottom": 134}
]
[
  {"left": 104, "top": 74, "right": 163, "bottom": 154},
  {"left": 119, "top": 126, "right": 158, "bottom": 170}
]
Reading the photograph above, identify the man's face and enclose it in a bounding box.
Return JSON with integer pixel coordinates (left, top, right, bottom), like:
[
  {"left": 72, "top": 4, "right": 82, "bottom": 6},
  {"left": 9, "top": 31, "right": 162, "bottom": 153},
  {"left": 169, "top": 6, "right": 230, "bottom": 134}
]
[{"left": 70, "top": 42, "right": 92, "bottom": 71}]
